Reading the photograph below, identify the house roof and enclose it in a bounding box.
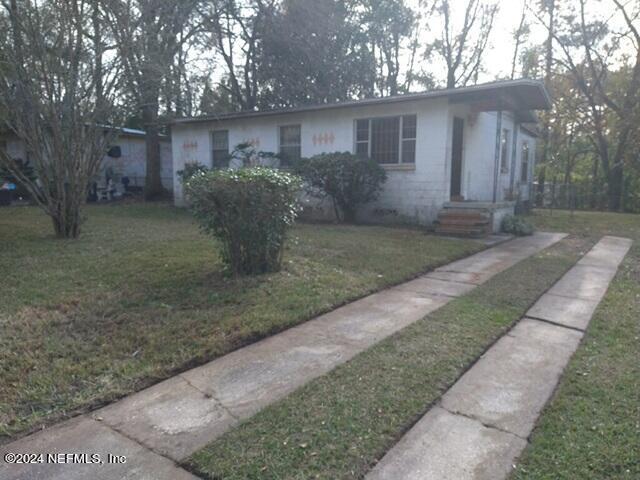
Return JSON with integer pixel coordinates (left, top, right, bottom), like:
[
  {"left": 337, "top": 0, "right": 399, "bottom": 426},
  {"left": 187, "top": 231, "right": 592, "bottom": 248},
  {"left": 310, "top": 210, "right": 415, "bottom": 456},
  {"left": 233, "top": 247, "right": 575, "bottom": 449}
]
[
  {"left": 120, "top": 127, "right": 147, "bottom": 137},
  {"left": 171, "top": 79, "right": 551, "bottom": 126},
  {"left": 118, "top": 127, "right": 169, "bottom": 140},
  {"left": 520, "top": 123, "right": 540, "bottom": 138}
]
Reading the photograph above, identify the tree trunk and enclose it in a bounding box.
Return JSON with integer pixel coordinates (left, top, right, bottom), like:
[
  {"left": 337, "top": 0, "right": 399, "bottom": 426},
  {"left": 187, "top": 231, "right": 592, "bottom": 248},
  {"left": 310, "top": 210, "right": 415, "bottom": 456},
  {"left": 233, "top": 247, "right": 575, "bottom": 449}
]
[
  {"left": 608, "top": 163, "right": 624, "bottom": 211},
  {"left": 93, "top": 3, "right": 104, "bottom": 112},
  {"left": 446, "top": 69, "right": 456, "bottom": 89},
  {"left": 536, "top": 0, "right": 555, "bottom": 206},
  {"left": 342, "top": 205, "right": 357, "bottom": 224},
  {"left": 142, "top": 103, "right": 163, "bottom": 200},
  {"left": 590, "top": 155, "right": 599, "bottom": 209},
  {"left": 51, "top": 200, "right": 82, "bottom": 239}
]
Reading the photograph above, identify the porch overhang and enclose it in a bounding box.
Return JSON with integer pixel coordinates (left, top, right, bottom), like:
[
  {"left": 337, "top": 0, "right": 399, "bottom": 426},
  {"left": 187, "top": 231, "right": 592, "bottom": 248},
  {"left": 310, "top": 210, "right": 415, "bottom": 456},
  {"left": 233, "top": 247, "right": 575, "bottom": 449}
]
[{"left": 448, "top": 80, "right": 550, "bottom": 121}]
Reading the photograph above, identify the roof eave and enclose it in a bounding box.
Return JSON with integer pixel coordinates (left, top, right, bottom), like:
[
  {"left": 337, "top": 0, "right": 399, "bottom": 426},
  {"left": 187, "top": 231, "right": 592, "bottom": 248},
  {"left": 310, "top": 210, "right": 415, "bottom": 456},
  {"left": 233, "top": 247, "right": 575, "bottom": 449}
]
[{"left": 170, "top": 79, "right": 551, "bottom": 126}]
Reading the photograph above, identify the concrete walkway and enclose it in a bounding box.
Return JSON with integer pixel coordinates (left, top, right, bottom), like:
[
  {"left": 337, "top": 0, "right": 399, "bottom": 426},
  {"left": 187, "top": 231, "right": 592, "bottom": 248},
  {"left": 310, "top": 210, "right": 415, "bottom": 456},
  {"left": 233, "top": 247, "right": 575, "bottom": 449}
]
[
  {"left": 367, "top": 235, "right": 632, "bottom": 480},
  {"left": 0, "top": 232, "right": 565, "bottom": 480}
]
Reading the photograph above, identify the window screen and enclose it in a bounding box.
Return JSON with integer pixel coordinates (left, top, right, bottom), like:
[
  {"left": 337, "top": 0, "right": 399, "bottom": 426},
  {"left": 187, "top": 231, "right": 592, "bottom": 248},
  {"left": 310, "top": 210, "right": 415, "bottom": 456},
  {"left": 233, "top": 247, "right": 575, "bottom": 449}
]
[
  {"left": 279, "top": 125, "right": 301, "bottom": 166},
  {"left": 500, "top": 128, "right": 510, "bottom": 173},
  {"left": 355, "top": 119, "right": 370, "bottom": 157},
  {"left": 371, "top": 117, "right": 400, "bottom": 164},
  {"left": 354, "top": 115, "right": 416, "bottom": 164},
  {"left": 401, "top": 115, "right": 416, "bottom": 164},
  {"left": 212, "top": 130, "right": 230, "bottom": 168},
  {"left": 521, "top": 141, "right": 530, "bottom": 182}
]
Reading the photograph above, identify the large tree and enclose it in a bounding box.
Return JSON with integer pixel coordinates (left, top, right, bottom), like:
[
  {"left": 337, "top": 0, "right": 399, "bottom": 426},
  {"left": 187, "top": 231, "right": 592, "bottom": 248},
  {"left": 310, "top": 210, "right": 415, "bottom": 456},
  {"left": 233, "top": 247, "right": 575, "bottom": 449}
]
[
  {"left": 510, "top": 1, "right": 530, "bottom": 79},
  {"left": 0, "top": 0, "right": 121, "bottom": 238},
  {"left": 544, "top": 0, "right": 640, "bottom": 211},
  {"left": 428, "top": 0, "right": 499, "bottom": 88},
  {"left": 198, "top": 0, "right": 276, "bottom": 111},
  {"left": 359, "top": 0, "right": 417, "bottom": 96},
  {"left": 105, "top": 0, "right": 198, "bottom": 199},
  {"left": 259, "top": 0, "right": 373, "bottom": 106},
  {"left": 534, "top": 0, "right": 556, "bottom": 205}
]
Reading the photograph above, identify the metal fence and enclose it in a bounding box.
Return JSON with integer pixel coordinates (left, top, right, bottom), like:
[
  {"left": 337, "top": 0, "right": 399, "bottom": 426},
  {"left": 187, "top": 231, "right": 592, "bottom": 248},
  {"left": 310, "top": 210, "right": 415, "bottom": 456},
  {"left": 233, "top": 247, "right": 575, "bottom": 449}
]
[{"left": 533, "top": 182, "right": 640, "bottom": 214}]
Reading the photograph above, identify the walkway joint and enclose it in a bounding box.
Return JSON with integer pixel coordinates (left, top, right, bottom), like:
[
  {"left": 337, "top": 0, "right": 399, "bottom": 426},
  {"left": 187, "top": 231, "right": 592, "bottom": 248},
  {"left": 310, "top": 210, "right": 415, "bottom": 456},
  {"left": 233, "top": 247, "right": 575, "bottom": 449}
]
[{"left": 525, "top": 315, "right": 586, "bottom": 333}]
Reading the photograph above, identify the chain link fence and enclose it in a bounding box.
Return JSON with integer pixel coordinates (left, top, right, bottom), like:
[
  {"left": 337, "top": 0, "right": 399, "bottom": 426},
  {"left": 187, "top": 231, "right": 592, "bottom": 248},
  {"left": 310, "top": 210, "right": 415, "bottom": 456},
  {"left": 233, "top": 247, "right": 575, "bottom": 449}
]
[{"left": 533, "top": 182, "right": 640, "bottom": 214}]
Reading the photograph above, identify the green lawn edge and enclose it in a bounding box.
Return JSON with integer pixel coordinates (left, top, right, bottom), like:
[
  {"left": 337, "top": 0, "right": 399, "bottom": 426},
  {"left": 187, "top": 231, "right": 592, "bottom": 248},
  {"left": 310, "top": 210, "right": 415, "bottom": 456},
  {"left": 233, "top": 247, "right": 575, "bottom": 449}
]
[{"left": 185, "top": 236, "right": 588, "bottom": 480}]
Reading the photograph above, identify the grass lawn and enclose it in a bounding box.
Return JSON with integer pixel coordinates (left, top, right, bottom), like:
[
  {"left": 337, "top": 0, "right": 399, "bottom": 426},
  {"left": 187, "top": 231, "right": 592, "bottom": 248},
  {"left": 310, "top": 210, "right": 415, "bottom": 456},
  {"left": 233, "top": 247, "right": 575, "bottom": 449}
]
[
  {"left": 185, "top": 235, "right": 588, "bottom": 479},
  {"left": 510, "top": 210, "right": 640, "bottom": 480},
  {"left": 0, "top": 202, "right": 483, "bottom": 441}
]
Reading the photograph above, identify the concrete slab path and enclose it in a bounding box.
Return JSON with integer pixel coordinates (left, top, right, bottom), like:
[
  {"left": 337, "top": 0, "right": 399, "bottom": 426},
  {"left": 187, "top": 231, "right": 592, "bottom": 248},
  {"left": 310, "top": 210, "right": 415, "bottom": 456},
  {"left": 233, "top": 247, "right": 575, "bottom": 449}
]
[
  {"left": 0, "top": 232, "right": 564, "bottom": 480},
  {"left": 367, "top": 236, "right": 632, "bottom": 480}
]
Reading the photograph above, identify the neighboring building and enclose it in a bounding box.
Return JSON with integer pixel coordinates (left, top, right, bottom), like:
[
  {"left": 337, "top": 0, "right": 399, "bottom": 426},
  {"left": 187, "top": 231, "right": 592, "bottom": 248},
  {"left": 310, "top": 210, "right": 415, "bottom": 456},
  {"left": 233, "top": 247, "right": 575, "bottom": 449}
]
[
  {"left": 170, "top": 79, "right": 549, "bottom": 233},
  {"left": 100, "top": 128, "right": 173, "bottom": 194},
  {"left": 0, "top": 128, "right": 173, "bottom": 196}
]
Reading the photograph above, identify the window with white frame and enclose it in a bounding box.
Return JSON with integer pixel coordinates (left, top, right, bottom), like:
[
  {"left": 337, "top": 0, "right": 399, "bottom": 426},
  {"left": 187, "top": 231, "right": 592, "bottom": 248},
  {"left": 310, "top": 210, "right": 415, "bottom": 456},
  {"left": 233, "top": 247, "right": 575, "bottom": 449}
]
[
  {"left": 279, "top": 125, "right": 301, "bottom": 166},
  {"left": 355, "top": 114, "right": 416, "bottom": 164},
  {"left": 500, "top": 128, "right": 510, "bottom": 173},
  {"left": 521, "top": 140, "right": 530, "bottom": 183},
  {"left": 211, "top": 130, "right": 230, "bottom": 168}
]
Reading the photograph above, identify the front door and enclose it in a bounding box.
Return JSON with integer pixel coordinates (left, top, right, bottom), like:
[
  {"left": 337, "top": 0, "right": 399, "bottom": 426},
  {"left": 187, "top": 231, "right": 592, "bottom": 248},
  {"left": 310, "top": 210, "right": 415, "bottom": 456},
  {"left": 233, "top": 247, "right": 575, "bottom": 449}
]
[{"left": 450, "top": 117, "right": 464, "bottom": 200}]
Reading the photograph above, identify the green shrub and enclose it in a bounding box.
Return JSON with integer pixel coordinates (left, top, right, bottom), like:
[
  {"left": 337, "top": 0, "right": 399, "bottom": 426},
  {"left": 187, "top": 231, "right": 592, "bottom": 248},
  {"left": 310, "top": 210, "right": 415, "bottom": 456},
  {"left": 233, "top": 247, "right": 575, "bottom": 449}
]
[
  {"left": 501, "top": 214, "right": 535, "bottom": 236},
  {"left": 184, "top": 167, "right": 302, "bottom": 275},
  {"left": 230, "top": 142, "right": 279, "bottom": 167},
  {"left": 177, "top": 162, "right": 208, "bottom": 184},
  {"left": 295, "top": 152, "right": 387, "bottom": 223}
]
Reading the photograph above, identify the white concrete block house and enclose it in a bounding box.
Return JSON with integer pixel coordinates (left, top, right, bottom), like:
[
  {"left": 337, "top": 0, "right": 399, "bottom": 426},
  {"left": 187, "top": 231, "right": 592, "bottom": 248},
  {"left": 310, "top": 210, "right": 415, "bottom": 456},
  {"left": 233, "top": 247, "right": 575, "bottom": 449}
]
[
  {"left": 171, "top": 79, "right": 550, "bottom": 233},
  {"left": 1, "top": 128, "right": 173, "bottom": 195},
  {"left": 100, "top": 128, "right": 173, "bottom": 194}
]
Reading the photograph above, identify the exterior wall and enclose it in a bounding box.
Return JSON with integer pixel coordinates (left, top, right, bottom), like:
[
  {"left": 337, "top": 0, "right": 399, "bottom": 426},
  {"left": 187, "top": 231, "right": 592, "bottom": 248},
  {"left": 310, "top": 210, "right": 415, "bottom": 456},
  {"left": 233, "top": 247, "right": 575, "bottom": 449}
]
[
  {"left": 172, "top": 98, "right": 452, "bottom": 224},
  {"left": 458, "top": 111, "right": 536, "bottom": 205},
  {"left": 171, "top": 100, "right": 537, "bottom": 226},
  {"left": 101, "top": 136, "right": 173, "bottom": 192},
  {"left": 1, "top": 133, "right": 174, "bottom": 194},
  {"left": 450, "top": 107, "right": 494, "bottom": 202},
  {"left": 2, "top": 137, "right": 27, "bottom": 161}
]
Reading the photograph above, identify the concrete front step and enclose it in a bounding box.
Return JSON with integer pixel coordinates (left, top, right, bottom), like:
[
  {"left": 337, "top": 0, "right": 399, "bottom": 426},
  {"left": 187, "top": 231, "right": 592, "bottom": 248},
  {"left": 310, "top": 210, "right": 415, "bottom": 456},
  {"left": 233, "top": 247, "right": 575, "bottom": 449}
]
[
  {"left": 366, "top": 235, "right": 632, "bottom": 480},
  {"left": 435, "top": 210, "right": 492, "bottom": 237},
  {"left": 436, "top": 218, "right": 491, "bottom": 227},
  {"left": 437, "top": 213, "right": 490, "bottom": 220},
  {"left": 435, "top": 225, "right": 492, "bottom": 238}
]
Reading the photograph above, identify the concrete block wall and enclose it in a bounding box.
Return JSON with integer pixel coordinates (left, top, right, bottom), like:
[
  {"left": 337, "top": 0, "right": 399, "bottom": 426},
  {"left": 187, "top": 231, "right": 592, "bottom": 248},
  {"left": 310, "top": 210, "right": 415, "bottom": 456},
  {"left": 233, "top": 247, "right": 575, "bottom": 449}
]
[
  {"left": 101, "top": 137, "right": 174, "bottom": 192},
  {"left": 171, "top": 99, "right": 534, "bottom": 226},
  {"left": 172, "top": 97, "right": 452, "bottom": 224}
]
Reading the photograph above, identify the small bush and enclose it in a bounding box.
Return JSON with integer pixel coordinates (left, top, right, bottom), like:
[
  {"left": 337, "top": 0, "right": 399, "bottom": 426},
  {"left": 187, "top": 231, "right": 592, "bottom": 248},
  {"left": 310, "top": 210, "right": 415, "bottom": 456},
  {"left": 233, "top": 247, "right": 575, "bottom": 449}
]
[
  {"left": 502, "top": 214, "right": 534, "bottom": 236},
  {"left": 185, "top": 167, "right": 302, "bottom": 275},
  {"left": 295, "top": 152, "right": 387, "bottom": 223},
  {"left": 230, "top": 142, "right": 280, "bottom": 167},
  {"left": 177, "top": 162, "right": 209, "bottom": 184}
]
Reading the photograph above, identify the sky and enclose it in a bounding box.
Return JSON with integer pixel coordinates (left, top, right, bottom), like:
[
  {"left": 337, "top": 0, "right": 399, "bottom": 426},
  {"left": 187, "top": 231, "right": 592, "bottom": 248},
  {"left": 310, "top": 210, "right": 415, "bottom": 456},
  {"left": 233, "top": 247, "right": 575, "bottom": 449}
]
[
  {"left": 408, "top": 0, "right": 632, "bottom": 86},
  {"left": 407, "top": 0, "right": 547, "bottom": 84},
  {"left": 197, "top": 0, "right": 636, "bottom": 100}
]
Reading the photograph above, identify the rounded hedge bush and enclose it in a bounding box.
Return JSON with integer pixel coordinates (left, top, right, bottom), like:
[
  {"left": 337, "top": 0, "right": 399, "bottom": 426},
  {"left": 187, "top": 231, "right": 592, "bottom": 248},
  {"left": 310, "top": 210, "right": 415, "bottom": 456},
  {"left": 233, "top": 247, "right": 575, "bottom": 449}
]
[
  {"left": 295, "top": 152, "right": 387, "bottom": 223},
  {"left": 184, "top": 167, "right": 302, "bottom": 275},
  {"left": 501, "top": 214, "right": 535, "bottom": 236}
]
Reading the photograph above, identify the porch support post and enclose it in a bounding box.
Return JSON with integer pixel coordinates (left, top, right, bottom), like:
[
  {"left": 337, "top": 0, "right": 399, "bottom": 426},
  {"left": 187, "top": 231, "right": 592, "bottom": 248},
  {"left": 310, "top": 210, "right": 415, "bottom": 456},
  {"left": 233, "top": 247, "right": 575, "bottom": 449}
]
[
  {"left": 510, "top": 122, "right": 519, "bottom": 196},
  {"left": 493, "top": 110, "right": 502, "bottom": 203}
]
